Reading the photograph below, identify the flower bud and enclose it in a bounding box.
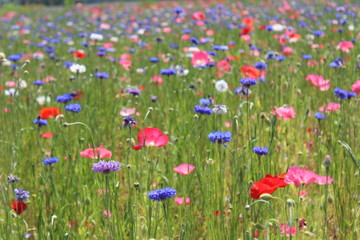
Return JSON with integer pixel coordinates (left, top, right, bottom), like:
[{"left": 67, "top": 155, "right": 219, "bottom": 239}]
[
  {"left": 323, "top": 155, "right": 332, "bottom": 168},
  {"left": 260, "top": 194, "right": 273, "bottom": 201},
  {"left": 287, "top": 199, "right": 296, "bottom": 207}
]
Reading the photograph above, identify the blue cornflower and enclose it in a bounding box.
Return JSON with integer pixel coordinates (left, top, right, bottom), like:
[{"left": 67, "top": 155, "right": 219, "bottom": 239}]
[
  {"left": 190, "top": 37, "right": 200, "bottom": 45},
  {"left": 65, "top": 103, "right": 82, "bottom": 113},
  {"left": 254, "top": 62, "right": 267, "bottom": 70},
  {"left": 123, "top": 116, "right": 136, "bottom": 128},
  {"left": 92, "top": 160, "right": 121, "bottom": 174},
  {"left": 32, "top": 80, "right": 44, "bottom": 86},
  {"left": 160, "top": 69, "right": 176, "bottom": 76},
  {"left": 199, "top": 98, "right": 214, "bottom": 106},
  {"left": 240, "top": 78, "right": 257, "bottom": 87},
  {"left": 315, "top": 112, "right": 326, "bottom": 120},
  {"left": 277, "top": 55, "right": 286, "bottom": 61},
  {"left": 43, "top": 157, "right": 59, "bottom": 165},
  {"left": 207, "top": 62, "right": 216, "bottom": 67},
  {"left": 148, "top": 187, "right": 176, "bottom": 201},
  {"left": 265, "top": 51, "right": 277, "bottom": 60},
  {"left": 94, "top": 72, "right": 109, "bottom": 79},
  {"left": 33, "top": 117, "right": 48, "bottom": 126},
  {"left": 126, "top": 88, "right": 141, "bottom": 96},
  {"left": 149, "top": 57, "right": 159, "bottom": 63},
  {"left": 173, "top": 7, "right": 183, "bottom": 14},
  {"left": 63, "top": 61, "right": 73, "bottom": 68},
  {"left": 14, "top": 189, "right": 30, "bottom": 202},
  {"left": 194, "top": 105, "right": 212, "bottom": 115},
  {"left": 313, "top": 30, "right": 324, "bottom": 37},
  {"left": 329, "top": 58, "right": 344, "bottom": 68},
  {"left": 8, "top": 54, "right": 22, "bottom": 62},
  {"left": 302, "top": 55, "right": 312, "bottom": 60},
  {"left": 169, "top": 43, "right": 178, "bottom": 49},
  {"left": 56, "top": 93, "right": 73, "bottom": 103},
  {"left": 334, "top": 87, "right": 348, "bottom": 99},
  {"left": 97, "top": 51, "right": 106, "bottom": 57},
  {"left": 212, "top": 45, "right": 229, "bottom": 51},
  {"left": 252, "top": 146, "right": 269, "bottom": 155},
  {"left": 208, "top": 131, "right": 232, "bottom": 147},
  {"left": 234, "top": 86, "right": 252, "bottom": 96}
]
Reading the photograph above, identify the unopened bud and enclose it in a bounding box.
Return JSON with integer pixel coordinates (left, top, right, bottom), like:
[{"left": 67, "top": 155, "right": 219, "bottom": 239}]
[
  {"left": 260, "top": 194, "right": 273, "bottom": 201},
  {"left": 323, "top": 155, "right": 332, "bottom": 168},
  {"left": 206, "top": 158, "right": 215, "bottom": 165},
  {"left": 63, "top": 123, "right": 69, "bottom": 127},
  {"left": 287, "top": 199, "right": 296, "bottom": 207},
  {"left": 245, "top": 205, "right": 251, "bottom": 211}
]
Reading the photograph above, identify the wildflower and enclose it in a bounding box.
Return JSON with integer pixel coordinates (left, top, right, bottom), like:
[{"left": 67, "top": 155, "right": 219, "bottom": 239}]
[
  {"left": 32, "top": 80, "right": 44, "bottom": 86},
  {"left": 302, "top": 55, "right": 312, "bottom": 60},
  {"left": 160, "top": 69, "right": 176, "bottom": 76},
  {"left": 285, "top": 166, "right": 334, "bottom": 188},
  {"left": 234, "top": 86, "right": 252, "bottom": 96},
  {"left": 126, "top": 88, "right": 141, "bottom": 96},
  {"left": 215, "top": 80, "right": 228, "bottom": 92},
  {"left": 280, "top": 223, "right": 297, "bottom": 237},
  {"left": 133, "top": 128, "right": 169, "bottom": 151},
  {"left": 89, "top": 33, "right": 103, "bottom": 41},
  {"left": 334, "top": 87, "right": 356, "bottom": 100},
  {"left": 194, "top": 105, "right": 212, "bottom": 115},
  {"left": 173, "top": 163, "right": 195, "bottom": 175},
  {"left": 240, "top": 78, "right": 257, "bottom": 88},
  {"left": 252, "top": 146, "right": 269, "bottom": 155},
  {"left": 80, "top": 145, "right": 112, "bottom": 159},
  {"left": 11, "top": 200, "right": 27, "bottom": 215},
  {"left": 240, "top": 65, "right": 260, "bottom": 79},
  {"left": 39, "top": 107, "right": 61, "bottom": 119},
  {"left": 120, "top": 107, "right": 136, "bottom": 117},
  {"left": 254, "top": 62, "right": 267, "bottom": 70},
  {"left": 174, "top": 197, "right": 190, "bottom": 205},
  {"left": 33, "top": 116, "right": 48, "bottom": 126},
  {"left": 70, "top": 64, "right": 86, "bottom": 73},
  {"left": 315, "top": 112, "right": 326, "bottom": 120},
  {"left": 250, "top": 174, "right": 287, "bottom": 199},
  {"left": 212, "top": 104, "right": 228, "bottom": 114},
  {"left": 148, "top": 187, "right": 177, "bottom": 201},
  {"left": 351, "top": 80, "right": 360, "bottom": 93},
  {"left": 305, "top": 74, "right": 331, "bottom": 91},
  {"left": 56, "top": 93, "right": 73, "bottom": 103},
  {"left": 8, "top": 54, "right": 22, "bottom": 62},
  {"left": 94, "top": 72, "right": 109, "bottom": 79},
  {"left": 319, "top": 102, "right": 340, "bottom": 113},
  {"left": 43, "top": 157, "right": 59, "bottom": 165},
  {"left": 337, "top": 41, "right": 354, "bottom": 53},
  {"left": 122, "top": 116, "right": 136, "bottom": 128},
  {"left": 191, "top": 51, "right": 212, "bottom": 67},
  {"left": 92, "top": 160, "right": 121, "bottom": 174},
  {"left": 7, "top": 174, "right": 19, "bottom": 184},
  {"left": 329, "top": 58, "right": 344, "bottom": 68},
  {"left": 270, "top": 106, "right": 296, "bottom": 120},
  {"left": 65, "top": 103, "right": 81, "bottom": 113},
  {"left": 208, "top": 131, "right": 232, "bottom": 147},
  {"left": 14, "top": 189, "right": 30, "bottom": 202}
]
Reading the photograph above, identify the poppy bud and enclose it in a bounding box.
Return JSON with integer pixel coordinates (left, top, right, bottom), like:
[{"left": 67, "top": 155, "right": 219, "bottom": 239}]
[
  {"left": 260, "top": 193, "right": 273, "bottom": 201},
  {"left": 323, "top": 155, "right": 332, "bottom": 167},
  {"left": 245, "top": 205, "right": 251, "bottom": 211},
  {"left": 287, "top": 199, "right": 296, "bottom": 207}
]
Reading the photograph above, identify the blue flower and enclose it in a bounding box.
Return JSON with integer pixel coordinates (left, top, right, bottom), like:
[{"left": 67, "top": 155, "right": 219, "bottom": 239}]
[
  {"left": 173, "top": 7, "right": 183, "bottom": 14},
  {"left": 334, "top": 87, "right": 348, "bottom": 99},
  {"left": 199, "top": 98, "right": 214, "bottom": 106},
  {"left": 149, "top": 57, "right": 159, "bottom": 63},
  {"left": 234, "top": 86, "right": 252, "bottom": 96},
  {"left": 8, "top": 54, "right": 22, "bottom": 62},
  {"left": 329, "top": 58, "right": 344, "bottom": 68},
  {"left": 94, "top": 72, "right": 109, "bottom": 79},
  {"left": 126, "top": 88, "right": 141, "bottom": 96},
  {"left": 32, "top": 80, "right": 44, "bottom": 86},
  {"left": 208, "top": 131, "right": 232, "bottom": 147},
  {"left": 252, "top": 146, "right": 269, "bottom": 155},
  {"left": 212, "top": 45, "right": 229, "bottom": 51},
  {"left": 14, "top": 189, "right": 30, "bottom": 202},
  {"left": 56, "top": 93, "right": 73, "bottom": 103},
  {"left": 63, "top": 61, "right": 73, "bottom": 68},
  {"left": 123, "top": 116, "right": 136, "bottom": 128},
  {"left": 190, "top": 37, "right": 200, "bottom": 45},
  {"left": 254, "top": 62, "right": 267, "bottom": 70},
  {"left": 315, "top": 112, "right": 326, "bottom": 120},
  {"left": 265, "top": 51, "right": 277, "bottom": 60},
  {"left": 302, "top": 55, "right": 312, "bottom": 60},
  {"left": 148, "top": 187, "right": 176, "bottom": 201},
  {"left": 33, "top": 117, "right": 48, "bottom": 126},
  {"left": 313, "top": 30, "right": 324, "bottom": 37},
  {"left": 160, "top": 69, "right": 176, "bottom": 76},
  {"left": 277, "top": 55, "right": 286, "bottom": 61},
  {"left": 43, "top": 157, "right": 59, "bottom": 165},
  {"left": 65, "top": 103, "right": 82, "bottom": 113},
  {"left": 194, "top": 105, "right": 212, "bottom": 115},
  {"left": 240, "top": 78, "right": 257, "bottom": 87},
  {"left": 92, "top": 160, "right": 121, "bottom": 174}
]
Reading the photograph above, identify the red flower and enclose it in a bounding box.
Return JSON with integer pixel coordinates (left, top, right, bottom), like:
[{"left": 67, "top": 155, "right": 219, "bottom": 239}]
[
  {"left": 39, "top": 107, "right": 61, "bottom": 119},
  {"left": 240, "top": 65, "right": 260, "bottom": 79},
  {"left": 250, "top": 174, "right": 287, "bottom": 199},
  {"left": 133, "top": 127, "right": 169, "bottom": 151},
  {"left": 73, "top": 50, "right": 85, "bottom": 59},
  {"left": 10, "top": 200, "right": 27, "bottom": 215},
  {"left": 191, "top": 11, "right": 206, "bottom": 21}
]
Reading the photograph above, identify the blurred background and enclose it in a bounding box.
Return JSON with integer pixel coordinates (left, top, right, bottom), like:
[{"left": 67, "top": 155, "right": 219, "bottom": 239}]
[{"left": 0, "top": 0, "right": 151, "bottom": 6}]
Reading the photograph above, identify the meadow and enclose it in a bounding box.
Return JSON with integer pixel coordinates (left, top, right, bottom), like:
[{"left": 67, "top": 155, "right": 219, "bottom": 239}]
[{"left": 0, "top": 0, "right": 359, "bottom": 239}]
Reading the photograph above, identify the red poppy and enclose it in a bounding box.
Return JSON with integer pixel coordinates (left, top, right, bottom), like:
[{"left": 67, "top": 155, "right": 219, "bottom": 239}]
[
  {"left": 250, "top": 174, "right": 287, "bottom": 199},
  {"left": 240, "top": 65, "right": 260, "bottom": 79},
  {"left": 10, "top": 200, "right": 27, "bottom": 215},
  {"left": 133, "top": 127, "right": 169, "bottom": 151},
  {"left": 39, "top": 107, "right": 61, "bottom": 119},
  {"left": 73, "top": 50, "right": 85, "bottom": 59}
]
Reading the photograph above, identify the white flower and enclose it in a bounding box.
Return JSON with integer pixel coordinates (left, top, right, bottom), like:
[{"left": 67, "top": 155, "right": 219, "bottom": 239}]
[
  {"left": 4, "top": 88, "right": 18, "bottom": 96},
  {"left": 175, "top": 65, "right": 189, "bottom": 76},
  {"left": 2, "top": 60, "right": 11, "bottom": 66},
  {"left": 33, "top": 52, "right": 44, "bottom": 60},
  {"left": 36, "top": 96, "right": 51, "bottom": 105},
  {"left": 70, "top": 64, "right": 86, "bottom": 73},
  {"left": 19, "top": 80, "right": 27, "bottom": 89},
  {"left": 215, "top": 80, "right": 228, "bottom": 92},
  {"left": 110, "top": 37, "right": 118, "bottom": 43},
  {"left": 212, "top": 104, "right": 228, "bottom": 114},
  {"left": 348, "top": 24, "right": 354, "bottom": 31},
  {"left": 271, "top": 24, "right": 285, "bottom": 32},
  {"left": 89, "top": 33, "right": 103, "bottom": 41}
]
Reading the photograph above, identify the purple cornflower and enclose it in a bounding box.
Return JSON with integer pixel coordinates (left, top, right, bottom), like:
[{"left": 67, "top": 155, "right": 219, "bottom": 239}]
[
  {"left": 14, "top": 189, "right": 30, "bottom": 202},
  {"left": 126, "top": 88, "right": 141, "bottom": 96},
  {"left": 94, "top": 72, "right": 109, "bottom": 79},
  {"left": 315, "top": 112, "right": 326, "bottom": 120},
  {"left": 252, "top": 146, "right": 269, "bottom": 156},
  {"left": 92, "top": 160, "right": 121, "bottom": 174},
  {"left": 234, "top": 86, "right": 252, "bottom": 96},
  {"left": 123, "top": 116, "right": 136, "bottom": 128},
  {"left": 7, "top": 174, "right": 19, "bottom": 184},
  {"left": 148, "top": 187, "right": 177, "bottom": 201},
  {"left": 194, "top": 105, "right": 212, "bottom": 115}
]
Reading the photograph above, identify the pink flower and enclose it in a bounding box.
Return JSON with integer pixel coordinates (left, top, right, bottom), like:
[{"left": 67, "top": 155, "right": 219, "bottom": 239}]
[
  {"left": 337, "top": 41, "right": 354, "bottom": 53},
  {"left": 133, "top": 128, "right": 169, "bottom": 151},
  {"left": 191, "top": 51, "right": 212, "bottom": 67},
  {"left": 41, "top": 132, "right": 54, "bottom": 138},
  {"left": 351, "top": 80, "right": 360, "bottom": 93},
  {"left": 120, "top": 107, "right": 136, "bottom": 116},
  {"left": 191, "top": 11, "right": 206, "bottom": 21},
  {"left": 151, "top": 75, "right": 163, "bottom": 85},
  {"left": 163, "top": 27, "right": 172, "bottom": 34},
  {"left": 279, "top": 223, "right": 297, "bottom": 237},
  {"left": 305, "top": 74, "right": 330, "bottom": 91},
  {"left": 319, "top": 102, "right": 340, "bottom": 113},
  {"left": 217, "top": 60, "right": 231, "bottom": 72},
  {"left": 285, "top": 166, "right": 333, "bottom": 188},
  {"left": 80, "top": 145, "right": 112, "bottom": 159},
  {"left": 174, "top": 197, "right": 190, "bottom": 206},
  {"left": 6, "top": 81, "right": 16, "bottom": 88},
  {"left": 173, "top": 163, "right": 195, "bottom": 175},
  {"left": 270, "top": 106, "right": 296, "bottom": 120}
]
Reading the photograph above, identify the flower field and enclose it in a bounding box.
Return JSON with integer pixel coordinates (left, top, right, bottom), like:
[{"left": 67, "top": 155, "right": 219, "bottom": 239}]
[{"left": 0, "top": 0, "right": 359, "bottom": 239}]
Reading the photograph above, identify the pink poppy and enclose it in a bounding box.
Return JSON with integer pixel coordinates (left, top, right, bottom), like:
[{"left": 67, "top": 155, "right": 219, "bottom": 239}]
[
  {"left": 337, "top": 41, "right": 354, "bottom": 53},
  {"left": 120, "top": 107, "right": 136, "bottom": 116},
  {"left": 103, "top": 210, "right": 112, "bottom": 218},
  {"left": 191, "top": 51, "right": 212, "bottom": 67},
  {"left": 319, "top": 102, "right": 340, "bottom": 113},
  {"left": 351, "top": 80, "right": 360, "bottom": 93},
  {"left": 305, "top": 74, "right": 330, "bottom": 91},
  {"left": 174, "top": 197, "right": 191, "bottom": 206},
  {"left": 80, "top": 145, "right": 112, "bottom": 159},
  {"left": 191, "top": 11, "right": 206, "bottom": 21},
  {"left": 279, "top": 223, "right": 297, "bottom": 237},
  {"left": 41, "top": 132, "right": 54, "bottom": 138},
  {"left": 217, "top": 60, "right": 231, "bottom": 72},
  {"left": 173, "top": 163, "right": 195, "bottom": 175},
  {"left": 163, "top": 27, "right": 172, "bottom": 34},
  {"left": 6, "top": 81, "right": 16, "bottom": 88},
  {"left": 151, "top": 75, "right": 163, "bottom": 85},
  {"left": 133, "top": 128, "right": 169, "bottom": 151},
  {"left": 270, "top": 106, "right": 296, "bottom": 120},
  {"left": 285, "top": 166, "right": 333, "bottom": 188},
  {"left": 206, "top": 29, "right": 215, "bottom": 36},
  {"left": 119, "top": 59, "right": 132, "bottom": 71}
]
